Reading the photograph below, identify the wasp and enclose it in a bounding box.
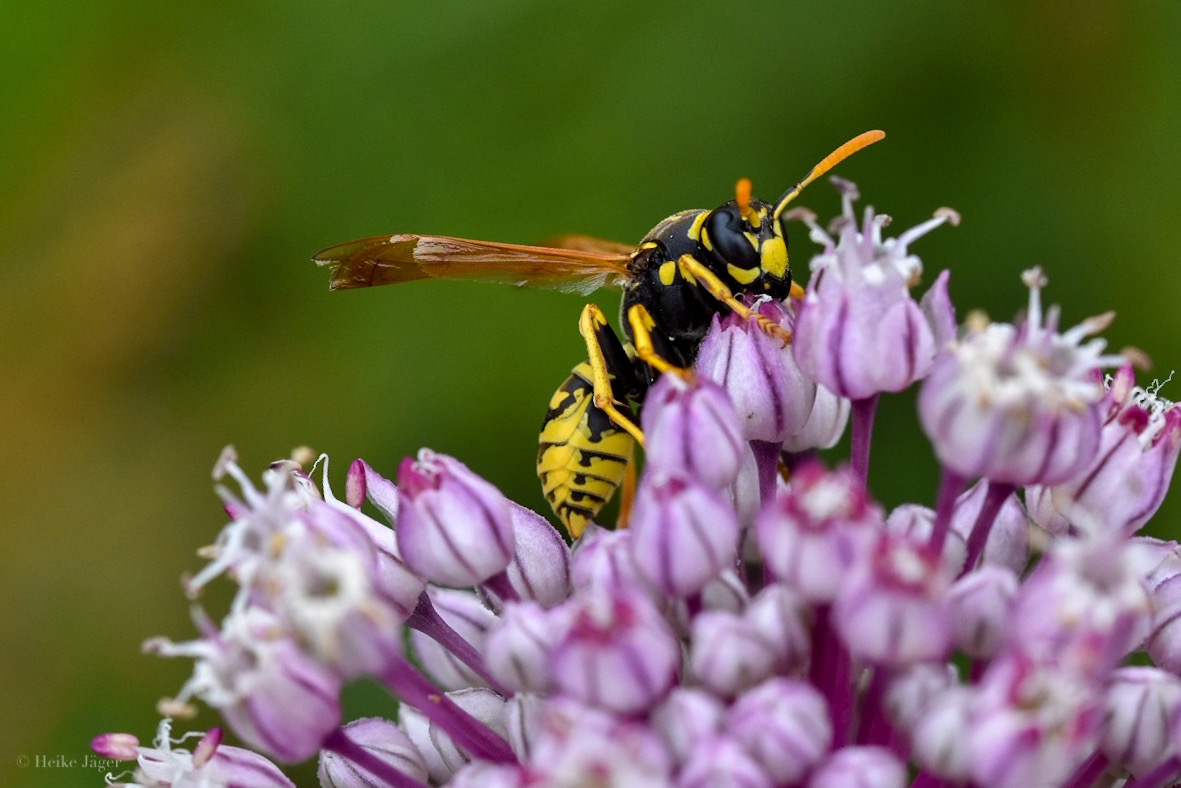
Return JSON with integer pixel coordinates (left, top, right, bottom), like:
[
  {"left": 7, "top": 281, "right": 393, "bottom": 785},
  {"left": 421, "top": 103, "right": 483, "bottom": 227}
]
[{"left": 315, "top": 130, "right": 883, "bottom": 538}]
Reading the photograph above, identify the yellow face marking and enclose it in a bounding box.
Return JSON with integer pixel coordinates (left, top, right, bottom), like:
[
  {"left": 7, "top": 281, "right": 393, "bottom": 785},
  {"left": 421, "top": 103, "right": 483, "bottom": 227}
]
[
  {"left": 761, "top": 236, "right": 788, "bottom": 278},
  {"left": 743, "top": 231, "right": 760, "bottom": 250},
  {"left": 658, "top": 260, "right": 677, "bottom": 286},
  {"left": 700, "top": 226, "right": 714, "bottom": 252},
  {"left": 727, "top": 263, "right": 760, "bottom": 285},
  {"left": 688, "top": 211, "right": 709, "bottom": 241}
]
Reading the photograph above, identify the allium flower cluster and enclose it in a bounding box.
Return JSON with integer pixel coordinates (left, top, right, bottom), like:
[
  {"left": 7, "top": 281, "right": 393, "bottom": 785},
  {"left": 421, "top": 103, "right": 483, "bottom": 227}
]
[{"left": 98, "top": 180, "right": 1181, "bottom": 788}]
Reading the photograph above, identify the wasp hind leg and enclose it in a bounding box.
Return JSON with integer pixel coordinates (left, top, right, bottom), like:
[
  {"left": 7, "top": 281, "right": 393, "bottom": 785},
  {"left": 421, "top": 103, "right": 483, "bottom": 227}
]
[{"left": 537, "top": 306, "right": 641, "bottom": 538}]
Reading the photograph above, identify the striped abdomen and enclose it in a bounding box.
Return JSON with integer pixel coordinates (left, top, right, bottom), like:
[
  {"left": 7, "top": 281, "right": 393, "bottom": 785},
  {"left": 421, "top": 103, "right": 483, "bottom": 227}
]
[{"left": 537, "top": 362, "right": 635, "bottom": 538}]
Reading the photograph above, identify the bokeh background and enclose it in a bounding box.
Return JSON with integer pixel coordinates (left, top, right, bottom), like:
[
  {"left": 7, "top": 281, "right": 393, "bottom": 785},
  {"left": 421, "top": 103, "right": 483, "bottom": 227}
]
[{"left": 3, "top": 2, "right": 1180, "bottom": 785}]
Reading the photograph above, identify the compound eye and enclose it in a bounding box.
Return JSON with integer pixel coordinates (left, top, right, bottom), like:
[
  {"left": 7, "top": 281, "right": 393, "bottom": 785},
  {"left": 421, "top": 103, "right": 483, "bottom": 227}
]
[{"left": 704, "top": 207, "right": 757, "bottom": 266}]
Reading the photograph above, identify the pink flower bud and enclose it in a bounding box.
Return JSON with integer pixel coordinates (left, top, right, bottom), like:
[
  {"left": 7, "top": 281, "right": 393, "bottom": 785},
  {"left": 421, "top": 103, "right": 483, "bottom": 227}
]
[
  {"left": 319, "top": 717, "right": 428, "bottom": 786},
  {"left": 725, "top": 678, "right": 832, "bottom": 785},
  {"left": 1101, "top": 667, "right": 1181, "bottom": 774},
  {"left": 569, "top": 524, "right": 644, "bottom": 592},
  {"left": 678, "top": 736, "right": 773, "bottom": 788},
  {"left": 756, "top": 463, "right": 880, "bottom": 603},
  {"left": 630, "top": 474, "right": 740, "bottom": 597},
  {"left": 642, "top": 373, "right": 745, "bottom": 489},
  {"left": 551, "top": 589, "right": 679, "bottom": 714},
  {"left": 919, "top": 269, "right": 1120, "bottom": 486},
  {"left": 495, "top": 502, "right": 570, "bottom": 608},
  {"left": 832, "top": 533, "right": 952, "bottom": 666},
  {"left": 531, "top": 700, "right": 673, "bottom": 784},
  {"left": 743, "top": 584, "right": 812, "bottom": 673},
  {"left": 911, "top": 687, "right": 975, "bottom": 781},
  {"left": 688, "top": 610, "right": 778, "bottom": 697},
  {"left": 791, "top": 183, "right": 956, "bottom": 400},
  {"left": 947, "top": 564, "right": 1019, "bottom": 659},
  {"left": 808, "top": 745, "right": 907, "bottom": 788},
  {"left": 1028, "top": 365, "right": 1181, "bottom": 536},
  {"left": 396, "top": 450, "right": 514, "bottom": 587},
  {"left": 650, "top": 688, "right": 725, "bottom": 765},
  {"left": 696, "top": 300, "right": 816, "bottom": 443},
  {"left": 484, "top": 601, "right": 561, "bottom": 694}
]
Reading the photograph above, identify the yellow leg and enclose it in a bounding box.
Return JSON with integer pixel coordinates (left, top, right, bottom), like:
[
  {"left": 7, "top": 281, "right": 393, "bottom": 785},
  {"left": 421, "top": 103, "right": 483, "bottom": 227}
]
[
  {"left": 616, "top": 459, "right": 637, "bottom": 530},
  {"left": 625, "top": 304, "right": 693, "bottom": 380},
  {"left": 578, "top": 304, "right": 646, "bottom": 448},
  {"left": 677, "top": 254, "right": 793, "bottom": 345}
]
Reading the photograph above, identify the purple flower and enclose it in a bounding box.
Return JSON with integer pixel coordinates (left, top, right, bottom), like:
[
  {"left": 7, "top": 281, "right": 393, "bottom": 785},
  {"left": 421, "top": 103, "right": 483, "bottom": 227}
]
[
  {"left": 677, "top": 736, "right": 773, "bottom": 788},
  {"left": 642, "top": 373, "right": 746, "bottom": 488},
  {"left": 743, "top": 584, "right": 812, "bottom": 673},
  {"left": 1028, "top": 364, "right": 1181, "bottom": 536},
  {"left": 529, "top": 700, "right": 673, "bottom": 784},
  {"left": 725, "top": 678, "right": 832, "bottom": 785},
  {"left": 688, "top": 610, "right": 779, "bottom": 697},
  {"left": 756, "top": 462, "right": 881, "bottom": 603},
  {"left": 337, "top": 459, "right": 428, "bottom": 617},
  {"left": 832, "top": 532, "right": 952, "bottom": 666},
  {"left": 550, "top": 587, "right": 680, "bottom": 714},
  {"left": 493, "top": 502, "right": 571, "bottom": 608},
  {"left": 790, "top": 178, "right": 957, "bottom": 400},
  {"left": 415, "top": 688, "right": 508, "bottom": 775},
  {"left": 396, "top": 450, "right": 514, "bottom": 587},
  {"left": 783, "top": 375, "right": 851, "bottom": 453},
  {"left": 807, "top": 746, "right": 906, "bottom": 788},
  {"left": 1146, "top": 572, "right": 1181, "bottom": 673},
  {"left": 695, "top": 298, "right": 817, "bottom": 444},
  {"left": 568, "top": 523, "right": 644, "bottom": 592},
  {"left": 144, "top": 609, "right": 342, "bottom": 763},
  {"left": 882, "top": 662, "right": 958, "bottom": 734},
  {"left": 946, "top": 564, "right": 1019, "bottom": 659},
  {"left": 483, "top": 601, "right": 562, "bottom": 694},
  {"left": 108, "top": 171, "right": 1181, "bottom": 788},
  {"left": 886, "top": 502, "right": 967, "bottom": 574},
  {"left": 1009, "top": 533, "right": 1151, "bottom": 677},
  {"left": 910, "top": 685, "right": 974, "bottom": 781},
  {"left": 968, "top": 655, "right": 1102, "bottom": 788},
  {"left": 93, "top": 720, "right": 294, "bottom": 788},
  {"left": 919, "top": 268, "right": 1121, "bottom": 486},
  {"left": 1100, "top": 667, "right": 1181, "bottom": 775},
  {"left": 650, "top": 688, "right": 726, "bottom": 765},
  {"left": 319, "top": 717, "right": 428, "bottom": 787},
  {"left": 629, "top": 473, "right": 740, "bottom": 597}
]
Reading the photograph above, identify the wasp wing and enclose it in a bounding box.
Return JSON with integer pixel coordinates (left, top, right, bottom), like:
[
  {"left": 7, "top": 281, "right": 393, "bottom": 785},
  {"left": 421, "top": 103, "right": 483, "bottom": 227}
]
[
  {"left": 314, "top": 234, "right": 633, "bottom": 296},
  {"left": 539, "top": 234, "right": 636, "bottom": 256}
]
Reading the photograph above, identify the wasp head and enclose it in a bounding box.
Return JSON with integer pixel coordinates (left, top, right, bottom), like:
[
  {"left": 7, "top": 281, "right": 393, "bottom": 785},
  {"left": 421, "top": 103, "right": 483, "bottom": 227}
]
[{"left": 700, "top": 178, "right": 792, "bottom": 300}]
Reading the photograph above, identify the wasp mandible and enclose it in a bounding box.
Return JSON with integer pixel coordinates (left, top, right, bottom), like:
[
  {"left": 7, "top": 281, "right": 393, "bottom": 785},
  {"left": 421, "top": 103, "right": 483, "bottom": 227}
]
[{"left": 315, "top": 130, "right": 884, "bottom": 537}]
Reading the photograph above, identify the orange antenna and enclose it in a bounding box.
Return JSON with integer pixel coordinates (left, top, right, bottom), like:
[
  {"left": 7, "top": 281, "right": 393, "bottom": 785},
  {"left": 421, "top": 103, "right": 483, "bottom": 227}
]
[
  {"left": 735, "top": 177, "right": 756, "bottom": 222},
  {"left": 773, "top": 130, "right": 886, "bottom": 221}
]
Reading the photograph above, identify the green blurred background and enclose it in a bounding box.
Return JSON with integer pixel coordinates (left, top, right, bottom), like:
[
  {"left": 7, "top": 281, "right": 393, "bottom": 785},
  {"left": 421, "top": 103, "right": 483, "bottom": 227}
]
[{"left": 3, "top": 2, "right": 1180, "bottom": 785}]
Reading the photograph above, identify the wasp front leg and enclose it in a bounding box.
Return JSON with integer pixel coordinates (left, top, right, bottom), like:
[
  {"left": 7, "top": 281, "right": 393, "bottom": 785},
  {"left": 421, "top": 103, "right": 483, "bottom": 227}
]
[
  {"left": 625, "top": 302, "right": 694, "bottom": 381},
  {"left": 676, "top": 254, "right": 793, "bottom": 345},
  {"left": 537, "top": 305, "right": 642, "bottom": 539}
]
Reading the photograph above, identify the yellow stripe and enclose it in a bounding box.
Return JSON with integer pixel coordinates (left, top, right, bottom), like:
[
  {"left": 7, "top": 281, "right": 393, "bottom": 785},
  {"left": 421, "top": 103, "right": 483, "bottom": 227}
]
[
  {"left": 727, "top": 264, "right": 760, "bottom": 285},
  {"left": 658, "top": 260, "right": 677, "bottom": 286},
  {"left": 760, "top": 236, "right": 788, "bottom": 278}
]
